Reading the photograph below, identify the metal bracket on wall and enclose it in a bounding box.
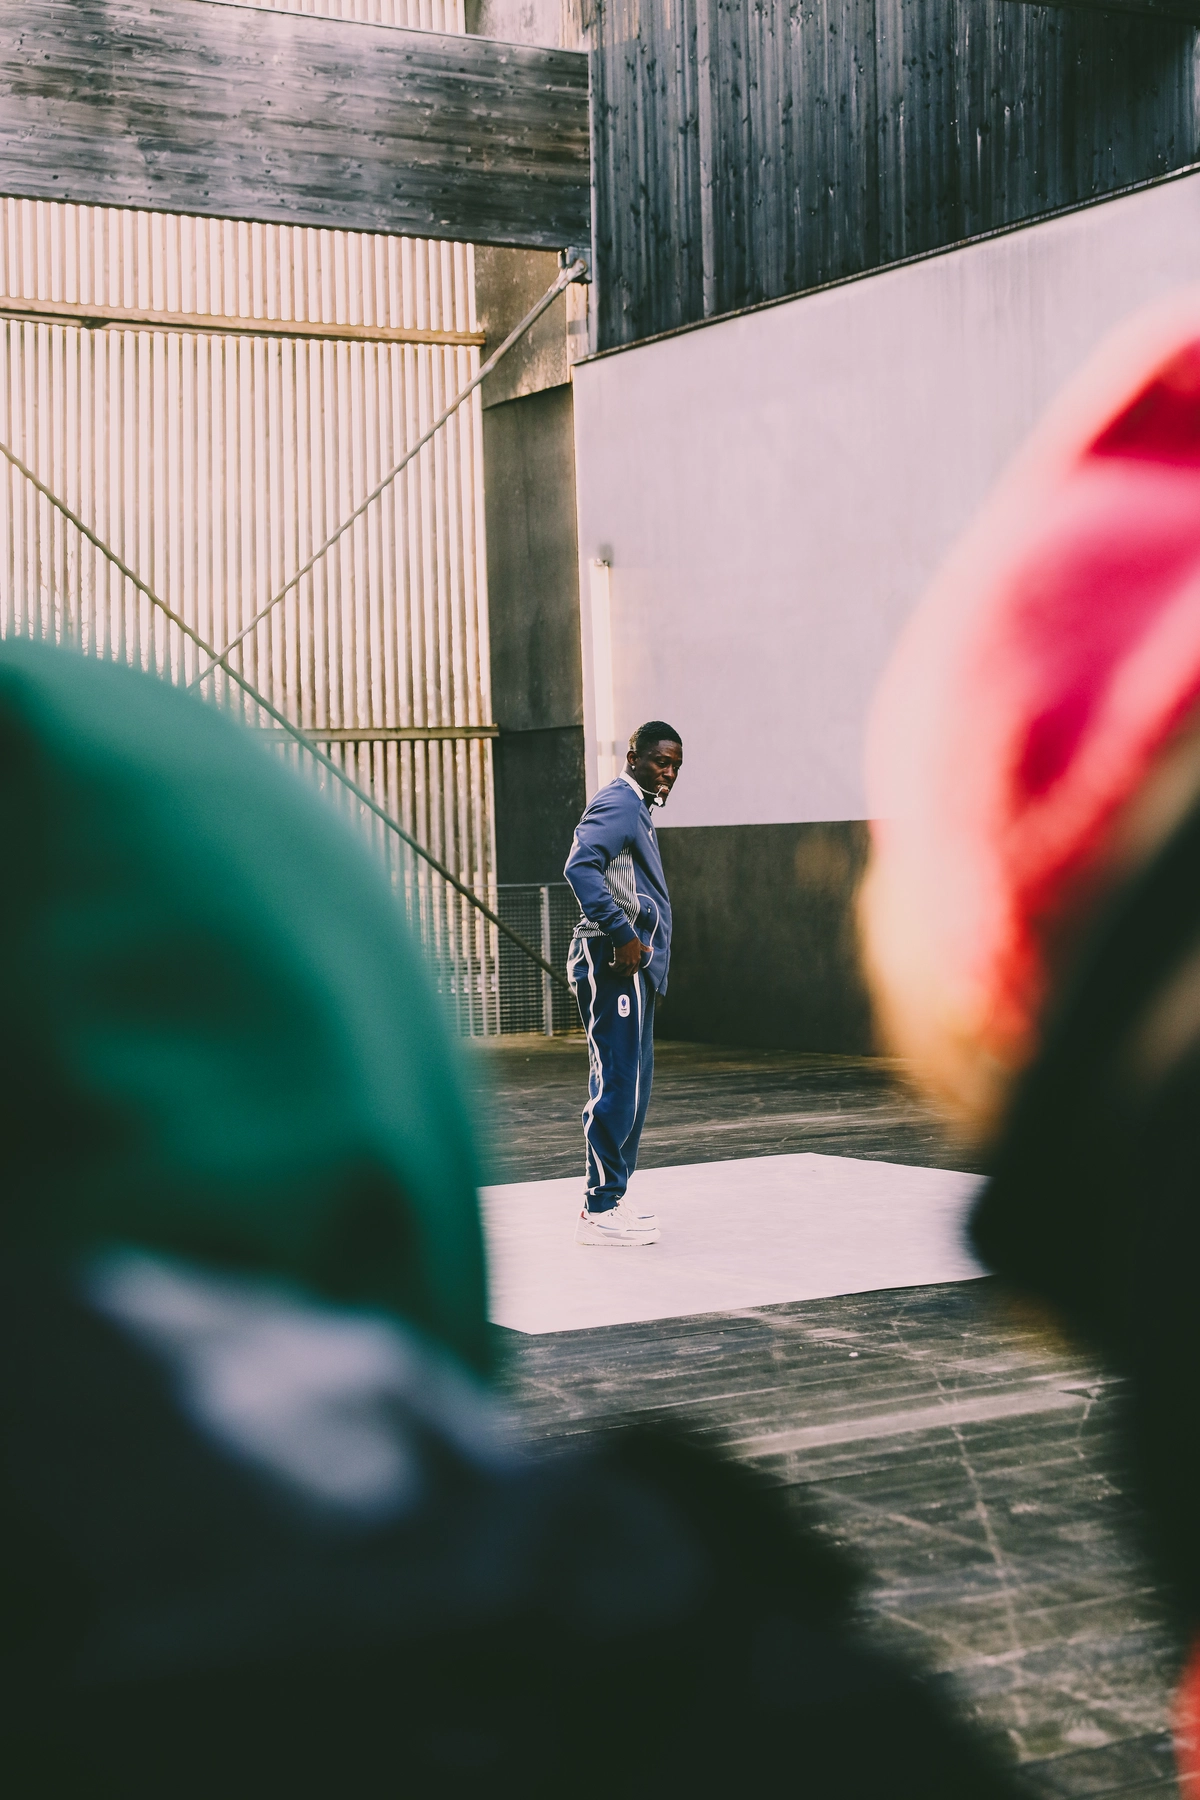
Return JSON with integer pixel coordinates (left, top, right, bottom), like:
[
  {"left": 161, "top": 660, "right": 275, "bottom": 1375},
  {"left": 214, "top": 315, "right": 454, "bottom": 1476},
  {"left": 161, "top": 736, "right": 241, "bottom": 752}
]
[{"left": 559, "top": 246, "right": 592, "bottom": 283}]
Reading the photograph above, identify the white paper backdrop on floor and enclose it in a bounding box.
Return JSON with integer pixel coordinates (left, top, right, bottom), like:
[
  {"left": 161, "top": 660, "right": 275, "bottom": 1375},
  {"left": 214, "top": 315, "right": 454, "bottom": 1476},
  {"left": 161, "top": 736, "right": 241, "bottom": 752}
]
[{"left": 481, "top": 1152, "right": 985, "bottom": 1333}]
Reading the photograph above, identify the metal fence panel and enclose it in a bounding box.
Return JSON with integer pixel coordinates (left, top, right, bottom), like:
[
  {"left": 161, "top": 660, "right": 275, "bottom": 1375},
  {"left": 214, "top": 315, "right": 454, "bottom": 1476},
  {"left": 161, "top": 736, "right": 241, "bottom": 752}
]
[{"left": 495, "top": 884, "right": 582, "bottom": 1036}]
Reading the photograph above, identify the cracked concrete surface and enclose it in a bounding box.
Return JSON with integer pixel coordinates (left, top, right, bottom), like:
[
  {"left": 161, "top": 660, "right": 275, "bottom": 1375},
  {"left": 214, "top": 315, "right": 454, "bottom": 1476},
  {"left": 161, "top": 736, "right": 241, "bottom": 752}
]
[{"left": 500, "top": 1286, "right": 1183, "bottom": 1795}]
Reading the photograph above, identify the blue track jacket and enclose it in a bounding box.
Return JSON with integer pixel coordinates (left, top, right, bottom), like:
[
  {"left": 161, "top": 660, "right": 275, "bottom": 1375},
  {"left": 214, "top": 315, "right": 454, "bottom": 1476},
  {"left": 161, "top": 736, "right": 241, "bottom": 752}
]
[{"left": 564, "top": 774, "right": 673, "bottom": 994}]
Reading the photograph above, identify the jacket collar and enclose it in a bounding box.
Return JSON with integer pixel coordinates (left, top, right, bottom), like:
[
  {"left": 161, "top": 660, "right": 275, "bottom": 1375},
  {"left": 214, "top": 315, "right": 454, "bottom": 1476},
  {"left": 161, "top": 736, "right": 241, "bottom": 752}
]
[{"left": 619, "top": 770, "right": 653, "bottom": 809}]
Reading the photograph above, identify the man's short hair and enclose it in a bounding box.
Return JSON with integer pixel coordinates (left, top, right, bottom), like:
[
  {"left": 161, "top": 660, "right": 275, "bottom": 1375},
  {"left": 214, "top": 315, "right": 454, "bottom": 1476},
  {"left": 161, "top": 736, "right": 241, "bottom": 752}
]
[{"left": 630, "top": 720, "right": 683, "bottom": 757}]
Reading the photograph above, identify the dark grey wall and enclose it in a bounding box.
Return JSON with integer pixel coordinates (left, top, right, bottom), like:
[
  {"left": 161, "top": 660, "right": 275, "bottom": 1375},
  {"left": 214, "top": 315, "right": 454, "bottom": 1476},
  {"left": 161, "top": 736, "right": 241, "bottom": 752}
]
[
  {"left": 656, "top": 821, "right": 874, "bottom": 1051},
  {"left": 592, "top": 0, "right": 1200, "bottom": 348},
  {"left": 492, "top": 725, "right": 587, "bottom": 881},
  {"left": 483, "top": 383, "right": 587, "bottom": 883}
]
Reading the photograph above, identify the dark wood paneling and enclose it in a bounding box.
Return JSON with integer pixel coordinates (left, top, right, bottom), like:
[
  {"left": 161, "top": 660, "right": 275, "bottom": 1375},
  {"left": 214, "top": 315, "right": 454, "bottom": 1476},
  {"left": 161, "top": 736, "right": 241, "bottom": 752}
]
[
  {"left": 0, "top": 0, "right": 590, "bottom": 249},
  {"left": 1032, "top": 0, "right": 1200, "bottom": 15},
  {"left": 593, "top": 0, "right": 1200, "bottom": 348}
]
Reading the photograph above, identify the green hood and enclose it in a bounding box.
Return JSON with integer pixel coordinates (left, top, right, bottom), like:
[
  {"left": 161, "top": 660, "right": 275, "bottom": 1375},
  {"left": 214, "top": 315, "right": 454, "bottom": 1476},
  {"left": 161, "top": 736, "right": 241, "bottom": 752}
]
[{"left": 0, "top": 639, "right": 490, "bottom": 1374}]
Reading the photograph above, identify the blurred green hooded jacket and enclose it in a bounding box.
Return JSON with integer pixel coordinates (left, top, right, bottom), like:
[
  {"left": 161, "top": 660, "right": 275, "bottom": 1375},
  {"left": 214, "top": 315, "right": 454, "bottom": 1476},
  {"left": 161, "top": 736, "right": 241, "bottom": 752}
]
[{"left": 0, "top": 638, "right": 489, "bottom": 1373}]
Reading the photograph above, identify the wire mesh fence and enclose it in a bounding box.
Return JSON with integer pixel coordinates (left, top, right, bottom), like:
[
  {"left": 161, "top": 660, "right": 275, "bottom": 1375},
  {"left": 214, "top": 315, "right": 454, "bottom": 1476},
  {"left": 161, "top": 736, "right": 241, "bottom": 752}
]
[{"left": 494, "top": 883, "right": 582, "bottom": 1036}]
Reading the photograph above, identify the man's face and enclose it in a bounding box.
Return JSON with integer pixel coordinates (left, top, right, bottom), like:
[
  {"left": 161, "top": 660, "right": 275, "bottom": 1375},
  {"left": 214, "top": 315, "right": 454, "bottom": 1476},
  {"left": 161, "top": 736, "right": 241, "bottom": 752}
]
[{"left": 627, "top": 738, "right": 683, "bottom": 804}]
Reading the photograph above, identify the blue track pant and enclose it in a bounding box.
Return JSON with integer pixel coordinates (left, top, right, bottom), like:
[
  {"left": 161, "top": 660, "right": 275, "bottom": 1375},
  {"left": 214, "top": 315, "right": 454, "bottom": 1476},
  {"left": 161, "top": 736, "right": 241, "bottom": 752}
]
[{"left": 568, "top": 936, "right": 655, "bottom": 1212}]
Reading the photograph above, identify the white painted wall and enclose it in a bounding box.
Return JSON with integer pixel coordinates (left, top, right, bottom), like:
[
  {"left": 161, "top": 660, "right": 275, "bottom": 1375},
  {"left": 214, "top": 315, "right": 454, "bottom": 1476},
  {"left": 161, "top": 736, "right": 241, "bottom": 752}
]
[{"left": 572, "top": 173, "right": 1200, "bottom": 828}]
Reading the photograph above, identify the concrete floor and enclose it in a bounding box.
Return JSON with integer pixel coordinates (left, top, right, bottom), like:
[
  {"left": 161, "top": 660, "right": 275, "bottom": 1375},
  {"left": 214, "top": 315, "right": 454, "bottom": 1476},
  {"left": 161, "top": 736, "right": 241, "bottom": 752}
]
[
  {"left": 467, "top": 1034, "right": 975, "bottom": 1187},
  {"left": 468, "top": 1037, "right": 1184, "bottom": 1798}
]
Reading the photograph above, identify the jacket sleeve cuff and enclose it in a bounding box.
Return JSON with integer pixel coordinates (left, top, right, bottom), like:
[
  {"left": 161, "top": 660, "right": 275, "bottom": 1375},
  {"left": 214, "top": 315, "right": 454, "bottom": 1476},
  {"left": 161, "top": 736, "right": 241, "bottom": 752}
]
[{"left": 608, "top": 920, "right": 638, "bottom": 946}]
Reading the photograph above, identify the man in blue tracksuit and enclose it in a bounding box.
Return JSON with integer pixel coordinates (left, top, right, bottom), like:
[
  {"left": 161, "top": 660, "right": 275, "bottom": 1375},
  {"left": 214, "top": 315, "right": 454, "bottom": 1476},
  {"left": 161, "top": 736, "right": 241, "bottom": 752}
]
[{"left": 564, "top": 721, "right": 683, "bottom": 1246}]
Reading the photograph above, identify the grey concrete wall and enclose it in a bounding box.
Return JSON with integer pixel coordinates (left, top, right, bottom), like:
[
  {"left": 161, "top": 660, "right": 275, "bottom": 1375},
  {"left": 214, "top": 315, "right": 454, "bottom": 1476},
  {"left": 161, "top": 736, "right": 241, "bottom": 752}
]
[
  {"left": 492, "top": 725, "right": 586, "bottom": 882},
  {"left": 464, "top": 0, "right": 586, "bottom": 51},
  {"left": 483, "top": 382, "right": 586, "bottom": 882},
  {"left": 655, "top": 821, "right": 873, "bottom": 1052},
  {"left": 475, "top": 246, "right": 581, "bottom": 408},
  {"left": 484, "top": 383, "right": 582, "bottom": 733}
]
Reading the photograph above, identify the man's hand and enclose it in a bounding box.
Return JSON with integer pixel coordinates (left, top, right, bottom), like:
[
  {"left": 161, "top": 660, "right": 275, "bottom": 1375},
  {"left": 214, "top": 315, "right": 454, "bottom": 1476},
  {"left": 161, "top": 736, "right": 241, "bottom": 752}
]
[{"left": 610, "top": 938, "right": 649, "bottom": 976}]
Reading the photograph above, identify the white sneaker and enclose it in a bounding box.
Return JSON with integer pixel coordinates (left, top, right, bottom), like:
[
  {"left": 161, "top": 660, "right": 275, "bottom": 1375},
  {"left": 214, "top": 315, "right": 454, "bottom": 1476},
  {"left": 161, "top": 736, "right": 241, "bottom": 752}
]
[
  {"left": 585, "top": 1197, "right": 658, "bottom": 1226},
  {"left": 575, "top": 1201, "right": 661, "bottom": 1246}
]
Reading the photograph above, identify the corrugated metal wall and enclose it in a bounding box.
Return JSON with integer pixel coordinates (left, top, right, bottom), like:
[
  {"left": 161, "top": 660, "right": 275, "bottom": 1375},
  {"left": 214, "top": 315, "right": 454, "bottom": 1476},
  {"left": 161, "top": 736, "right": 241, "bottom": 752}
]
[
  {"left": 592, "top": 0, "right": 1200, "bottom": 349},
  {"left": 0, "top": 0, "right": 507, "bottom": 1033},
  {"left": 248, "top": 0, "right": 460, "bottom": 21}
]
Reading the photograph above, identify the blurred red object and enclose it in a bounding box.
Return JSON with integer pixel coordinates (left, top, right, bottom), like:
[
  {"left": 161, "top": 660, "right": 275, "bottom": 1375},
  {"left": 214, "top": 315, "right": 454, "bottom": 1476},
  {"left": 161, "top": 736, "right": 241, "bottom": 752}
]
[
  {"left": 864, "top": 293, "right": 1200, "bottom": 1125},
  {"left": 1176, "top": 1637, "right": 1200, "bottom": 1797}
]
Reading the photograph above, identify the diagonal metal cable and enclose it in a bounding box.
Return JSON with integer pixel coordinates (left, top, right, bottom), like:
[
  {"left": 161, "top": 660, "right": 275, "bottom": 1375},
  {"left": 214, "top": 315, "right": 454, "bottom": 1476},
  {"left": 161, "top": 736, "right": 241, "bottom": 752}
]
[
  {"left": 0, "top": 434, "right": 570, "bottom": 993},
  {"left": 189, "top": 257, "right": 588, "bottom": 691}
]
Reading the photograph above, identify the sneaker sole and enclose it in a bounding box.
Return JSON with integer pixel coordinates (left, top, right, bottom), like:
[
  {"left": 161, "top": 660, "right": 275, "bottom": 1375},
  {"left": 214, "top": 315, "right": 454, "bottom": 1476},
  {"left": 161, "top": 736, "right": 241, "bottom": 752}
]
[{"left": 575, "top": 1228, "right": 661, "bottom": 1247}]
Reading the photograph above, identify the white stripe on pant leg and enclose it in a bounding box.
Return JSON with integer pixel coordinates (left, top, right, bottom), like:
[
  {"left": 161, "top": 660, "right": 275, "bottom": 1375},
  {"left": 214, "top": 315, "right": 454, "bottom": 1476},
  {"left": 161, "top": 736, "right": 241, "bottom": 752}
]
[
  {"left": 631, "top": 968, "right": 643, "bottom": 1121},
  {"left": 580, "top": 939, "right": 609, "bottom": 1196}
]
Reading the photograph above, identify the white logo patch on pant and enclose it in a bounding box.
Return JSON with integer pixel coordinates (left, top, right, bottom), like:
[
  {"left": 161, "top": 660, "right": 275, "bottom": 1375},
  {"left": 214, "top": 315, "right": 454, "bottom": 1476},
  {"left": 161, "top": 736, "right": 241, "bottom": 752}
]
[{"left": 617, "top": 993, "right": 631, "bottom": 1017}]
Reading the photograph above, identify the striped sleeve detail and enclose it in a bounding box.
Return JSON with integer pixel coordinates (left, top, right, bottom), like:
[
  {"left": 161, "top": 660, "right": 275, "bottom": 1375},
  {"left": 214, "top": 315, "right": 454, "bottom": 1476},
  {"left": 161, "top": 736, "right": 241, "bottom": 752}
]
[
  {"left": 572, "top": 846, "right": 640, "bottom": 938},
  {"left": 604, "top": 848, "right": 640, "bottom": 930}
]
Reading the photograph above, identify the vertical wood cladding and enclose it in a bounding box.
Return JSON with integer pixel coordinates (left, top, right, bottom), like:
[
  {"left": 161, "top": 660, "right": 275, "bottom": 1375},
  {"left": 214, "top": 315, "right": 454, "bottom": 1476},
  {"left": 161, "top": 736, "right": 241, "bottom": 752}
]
[{"left": 592, "top": 0, "right": 1200, "bottom": 348}]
